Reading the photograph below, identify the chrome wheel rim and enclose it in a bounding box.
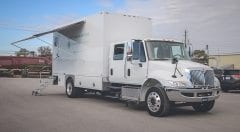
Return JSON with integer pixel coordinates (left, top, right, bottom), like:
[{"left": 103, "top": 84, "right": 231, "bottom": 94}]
[
  {"left": 66, "top": 82, "right": 72, "bottom": 95},
  {"left": 147, "top": 92, "right": 161, "bottom": 112}
]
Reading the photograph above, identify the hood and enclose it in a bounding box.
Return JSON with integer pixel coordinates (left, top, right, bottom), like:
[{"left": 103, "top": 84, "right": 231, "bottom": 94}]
[
  {"left": 147, "top": 60, "right": 212, "bottom": 81},
  {"left": 149, "top": 60, "right": 211, "bottom": 71}
]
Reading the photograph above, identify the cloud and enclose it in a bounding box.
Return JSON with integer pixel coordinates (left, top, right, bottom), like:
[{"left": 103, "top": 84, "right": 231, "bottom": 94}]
[
  {"left": 98, "top": 0, "right": 114, "bottom": 8},
  {"left": 117, "top": 0, "right": 240, "bottom": 54}
]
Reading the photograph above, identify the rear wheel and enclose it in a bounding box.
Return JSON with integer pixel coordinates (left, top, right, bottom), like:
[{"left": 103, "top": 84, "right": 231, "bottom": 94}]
[
  {"left": 145, "top": 87, "right": 170, "bottom": 117},
  {"left": 66, "top": 78, "right": 83, "bottom": 98},
  {"left": 192, "top": 100, "right": 215, "bottom": 112}
]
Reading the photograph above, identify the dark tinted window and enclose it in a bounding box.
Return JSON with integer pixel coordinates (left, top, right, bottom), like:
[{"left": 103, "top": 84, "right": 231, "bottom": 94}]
[
  {"left": 214, "top": 69, "right": 223, "bottom": 75},
  {"left": 133, "top": 42, "right": 140, "bottom": 60},
  {"left": 132, "top": 41, "right": 146, "bottom": 62},
  {"left": 139, "top": 43, "right": 146, "bottom": 62},
  {"left": 224, "top": 70, "right": 240, "bottom": 75},
  {"left": 113, "top": 44, "right": 124, "bottom": 60}
]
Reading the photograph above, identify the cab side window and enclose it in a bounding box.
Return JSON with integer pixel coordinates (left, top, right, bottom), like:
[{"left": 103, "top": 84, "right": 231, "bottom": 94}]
[
  {"left": 132, "top": 41, "right": 146, "bottom": 62},
  {"left": 113, "top": 44, "right": 124, "bottom": 60}
]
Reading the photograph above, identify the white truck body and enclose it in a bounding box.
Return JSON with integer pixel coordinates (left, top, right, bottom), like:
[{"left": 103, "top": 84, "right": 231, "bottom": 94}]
[
  {"left": 52, "top": 13, "right": 152, "bottom": 90},
  {"left": 12, "top": 12, "right": 220, "bottom": 116}
]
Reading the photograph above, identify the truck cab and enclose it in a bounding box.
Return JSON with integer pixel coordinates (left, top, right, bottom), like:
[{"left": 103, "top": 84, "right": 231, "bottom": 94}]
[{"left": 109, "top": 39, "right": 221, "bottom": 116}]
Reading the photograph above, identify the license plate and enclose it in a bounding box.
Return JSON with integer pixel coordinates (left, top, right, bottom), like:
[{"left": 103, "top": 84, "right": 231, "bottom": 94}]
[
  {"left": 202, "top": 98, "right": 208, "bottom": 102},
  {"left": 225, "top": 76, "right": 230, "bottom": 80}
]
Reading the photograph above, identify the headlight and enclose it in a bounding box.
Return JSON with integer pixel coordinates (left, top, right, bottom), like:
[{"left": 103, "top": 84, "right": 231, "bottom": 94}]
[
  {"left": 162, "top": 80, "right": 193, "bottom": 88},
  {"left": 214, "top": 77, "right": 221, "bottom": 88},
  {"left": 184, "top": 69, "right": 191, "bottom": 80}
]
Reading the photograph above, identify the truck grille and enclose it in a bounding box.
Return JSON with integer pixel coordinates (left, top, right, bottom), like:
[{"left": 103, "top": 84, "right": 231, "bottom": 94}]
[{"left": 190, "top": 70, "right": 214, "bottom": 86}]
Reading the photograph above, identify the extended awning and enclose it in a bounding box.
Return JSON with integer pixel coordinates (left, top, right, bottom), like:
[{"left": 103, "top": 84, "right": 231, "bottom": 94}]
[{"left": 11, "top": 20, "right": 85, "bottom": 45}]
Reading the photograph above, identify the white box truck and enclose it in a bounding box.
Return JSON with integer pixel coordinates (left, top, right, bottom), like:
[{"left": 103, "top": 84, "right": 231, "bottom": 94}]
[{"left": 12, "top": 12, "right": 221, "bottom": 117}]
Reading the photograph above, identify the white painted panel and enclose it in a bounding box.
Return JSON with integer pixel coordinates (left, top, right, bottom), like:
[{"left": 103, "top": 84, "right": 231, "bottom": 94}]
[
  {"left": 52, "top": 13, "right": 152, "bottom": 90},
  {"left": 75, "top": 76, "right": 102, "bottom": 90}
]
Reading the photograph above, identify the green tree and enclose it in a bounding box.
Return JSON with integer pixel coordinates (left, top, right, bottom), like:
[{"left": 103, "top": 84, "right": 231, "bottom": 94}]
[
  {"left": 192, "top": 50, "right": 209, "bottom": 65},
  {"left": 15, "top": 48, "right": 29, "bottom": 57},
  {"left": 29, "top": 51, "right": 36, "bottom": 56},
  {"left": 37, "top": 46, "right": 52, "bottom": 57}
]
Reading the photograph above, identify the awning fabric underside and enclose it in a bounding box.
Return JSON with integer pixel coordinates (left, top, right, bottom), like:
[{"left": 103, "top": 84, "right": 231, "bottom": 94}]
[{"left": 11, "top": 20, "right": 85, "bottom": 45}]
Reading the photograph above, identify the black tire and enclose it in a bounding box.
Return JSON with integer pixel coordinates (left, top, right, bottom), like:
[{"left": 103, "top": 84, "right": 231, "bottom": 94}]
[
  {"left": 101, "top": 91, "right": 108, "bottom": 96},
  {"left": 221, "top": 87, "right": 228, "bottom": 92},
  {"left": 145, "top": 87, "right": 170, "bottom": 117},
  {"left": 192, "top": 100, "right": 215, "bottom": 112},
  {"left": 66, "top": 78, "right": 82, "bottom": 98}
]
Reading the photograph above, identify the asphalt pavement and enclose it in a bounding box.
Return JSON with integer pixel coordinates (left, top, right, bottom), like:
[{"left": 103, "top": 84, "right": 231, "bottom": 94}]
[{"left": 0, "top": 78, "right": 240, "bottom": 132}]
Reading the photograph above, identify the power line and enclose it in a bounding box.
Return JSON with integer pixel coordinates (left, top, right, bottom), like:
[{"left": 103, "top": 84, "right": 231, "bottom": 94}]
[
  {"left": 0, "top": 25, "right": 40, "bottom": 32},
  {"left": 36, "top": 38, "right": 52, "bottom": 46}
]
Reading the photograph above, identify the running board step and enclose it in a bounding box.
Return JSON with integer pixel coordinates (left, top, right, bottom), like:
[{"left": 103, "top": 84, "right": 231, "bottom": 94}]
[
  {"left": 121, "top": 86, "right": 141, "bottom": 101},
  {"left": 107, "top": 86, "right": 122, "bottom": 90}
]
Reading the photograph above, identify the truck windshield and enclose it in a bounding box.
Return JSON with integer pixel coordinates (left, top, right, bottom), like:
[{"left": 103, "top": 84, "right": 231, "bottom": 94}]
[{"left": 146, "top": 41, "right": 189, "bottom": 60}]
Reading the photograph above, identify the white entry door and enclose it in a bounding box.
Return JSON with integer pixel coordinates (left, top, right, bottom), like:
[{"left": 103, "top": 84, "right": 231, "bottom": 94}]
[
  {"left": 109, "top": 43, "right": 126, "bottom": 83},
  {"left": 125, "top": 40, "right": 148, "bottom": 85}
]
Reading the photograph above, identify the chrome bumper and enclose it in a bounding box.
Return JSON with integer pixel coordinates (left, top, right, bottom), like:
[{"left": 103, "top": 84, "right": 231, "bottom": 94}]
[{"left": 165, "top": 87, "right": 221, "bottom": 102}]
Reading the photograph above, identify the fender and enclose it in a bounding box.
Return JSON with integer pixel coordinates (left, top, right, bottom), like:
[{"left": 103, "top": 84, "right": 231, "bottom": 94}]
[
  {"left": 65, "top": 74, "right": 75, "bottom": 86},
  {"left": 140, "top": 78, "right": 162, "bottom": 102},
  {"left": 140, "top": 70, "right": 187, "bottom": 102}
]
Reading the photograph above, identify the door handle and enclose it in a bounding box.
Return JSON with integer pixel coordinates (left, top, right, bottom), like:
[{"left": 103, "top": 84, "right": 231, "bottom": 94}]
[
  {"left": 110, "top": 69, "right": 113, "bottom": 75},
  {"left": 139, "top": 63, "right": 142, "bottom": 67},
  {"left": 128, "top": 69, "right": 130, "bottom": 76}
]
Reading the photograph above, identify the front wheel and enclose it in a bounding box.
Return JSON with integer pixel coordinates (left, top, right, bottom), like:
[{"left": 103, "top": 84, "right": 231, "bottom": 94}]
[
  {"left": 221, "top": 87, "right": 228, "bottom": 92},
  {"left": 192, "top": 100, "right": 215, "bottom": 112},
  {"left": 145, "top": 87, "right": 170, "bottom": 117}
]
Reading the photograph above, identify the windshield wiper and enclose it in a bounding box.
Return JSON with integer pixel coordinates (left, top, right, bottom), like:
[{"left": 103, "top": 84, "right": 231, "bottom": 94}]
[{"left": 172, "top": 57, "right": 183, "bottom": 78}]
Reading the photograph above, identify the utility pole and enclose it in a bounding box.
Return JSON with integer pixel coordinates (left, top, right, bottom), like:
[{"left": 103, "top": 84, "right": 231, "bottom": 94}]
[
  {"left": 184, "top": 30, "right": 193, "bottom": 57},
  {"left": 205, "top": 45, "right": 209, "bottom": 65},
  {"left": 206, "top": 45, "right": 209, "bottom": 55},
  {"left": 184, "top": 30, "right": 187, "bottom": 48}
]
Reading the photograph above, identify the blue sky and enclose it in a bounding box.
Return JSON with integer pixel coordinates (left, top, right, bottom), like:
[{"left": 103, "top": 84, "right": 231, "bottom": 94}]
[
  {"left": 0, "top": 0, "right": 123, "bottom": 55},
  {"left": 0, "top": 0, "right": 240, "bottom": 55}
]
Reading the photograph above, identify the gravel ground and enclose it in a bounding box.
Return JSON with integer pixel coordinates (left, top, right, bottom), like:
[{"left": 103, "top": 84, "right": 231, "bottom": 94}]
[{"left": 0, "top": 78, "right": 240, "bottom": 132}]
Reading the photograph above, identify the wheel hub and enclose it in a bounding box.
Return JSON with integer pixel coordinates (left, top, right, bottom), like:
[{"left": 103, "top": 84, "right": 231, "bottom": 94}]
[
  {"left": 150, "top": 98, "right": 156, "bottom": 105},
  {"left": 67, "top": 83, "right": 72, "bottom": 95},
  {"left": 147, "top": 92, "right": 161, "bottom": 112}
]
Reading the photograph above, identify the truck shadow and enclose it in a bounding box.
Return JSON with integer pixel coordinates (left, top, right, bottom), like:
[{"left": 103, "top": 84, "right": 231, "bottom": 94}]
[
  {"left": 43, "top": 92, "right": 215, "bottom": 117},
  {"left": 226, "top": 90, "right": 240, "bottom": 94},
  {"left": 126, "top": 103, "right": 214, "bottom": 117},
  {"left": 168, "top": 107, "right": 215, "bottom": 117},
  {"left": 82, "top": 94, "right": 215, "bottom": 117}
]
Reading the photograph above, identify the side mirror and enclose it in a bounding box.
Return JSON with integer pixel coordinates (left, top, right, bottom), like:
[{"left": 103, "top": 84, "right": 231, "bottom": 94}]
[
  {"left": 127, "top": 54, "right": 132, "bottom": 61},
  {"left": 188, "top": 45, "right": 193, "bottom": 57},
  {"left": 126, "top": 42, "right": 132, "bottom": 61},
  {"left": 172, "top": 57, "right": 178, "bottom": 64}
]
